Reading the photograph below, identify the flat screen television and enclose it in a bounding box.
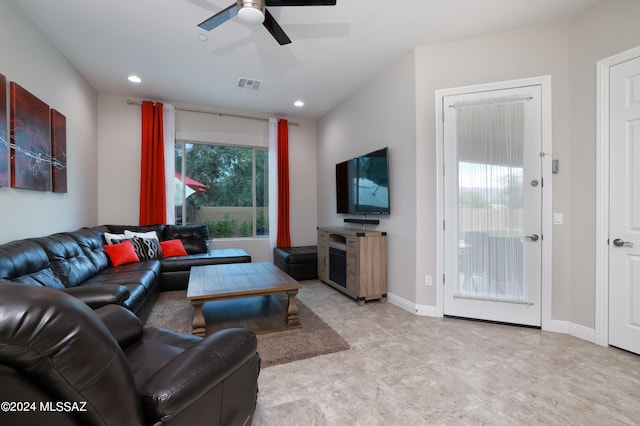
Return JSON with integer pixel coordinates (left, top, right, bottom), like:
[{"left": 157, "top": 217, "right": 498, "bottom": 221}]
[{"left": 336, "top": 147, "right": 390, "bottom": 215}]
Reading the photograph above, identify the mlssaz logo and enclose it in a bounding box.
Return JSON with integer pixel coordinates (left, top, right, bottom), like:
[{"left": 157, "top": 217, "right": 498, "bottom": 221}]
[{"left": 40, "top": 401, "right": 88, "bottom": 412}]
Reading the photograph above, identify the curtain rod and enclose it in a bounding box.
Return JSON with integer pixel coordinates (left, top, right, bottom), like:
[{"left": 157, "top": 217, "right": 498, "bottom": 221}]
[
  {"left": 126, "top": 100, "right": 299, "bottom": 126},
  {"left": 449, "top": 95, "right": 533, "bottom": 109}
]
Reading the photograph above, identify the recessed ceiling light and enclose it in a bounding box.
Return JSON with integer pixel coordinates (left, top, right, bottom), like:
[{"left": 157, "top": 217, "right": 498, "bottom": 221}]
[
  {"left": 294, "top": 100, "right": 304, "bottom": 107},
  {"left": 197, "top": 33, "right": 208, "bottom": 42},
  {"left": 128, "top": 75, "right": 142, "bottom": 83}
]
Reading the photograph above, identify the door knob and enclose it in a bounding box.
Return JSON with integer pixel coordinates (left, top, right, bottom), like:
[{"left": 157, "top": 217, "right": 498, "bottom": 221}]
[
  {"left": 613, "top": 238, "right": 634, "bottom": 247},
  {"left": 525, "top": 234, "right": 539, "bottom": 242}
]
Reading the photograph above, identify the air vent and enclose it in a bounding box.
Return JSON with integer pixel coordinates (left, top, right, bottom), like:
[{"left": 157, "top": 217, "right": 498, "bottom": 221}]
[{"left": 237, "top": 78, "right": 263, "bottom": 91}]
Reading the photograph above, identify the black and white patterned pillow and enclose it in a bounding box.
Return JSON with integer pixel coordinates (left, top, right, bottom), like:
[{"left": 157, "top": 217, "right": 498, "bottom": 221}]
[
  {"left": 112, "top": 236, "right": 162, "bottom": 261},
  {"left": 130, "top": 236, "right": 163, "bottom": 261}
]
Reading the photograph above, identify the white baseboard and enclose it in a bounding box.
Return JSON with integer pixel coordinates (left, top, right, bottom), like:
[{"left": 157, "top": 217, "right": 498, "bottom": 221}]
[
  {"left": 387, "top": 292, "right": 438, "bottom": 317},
  {"left": 549, "top": 320, "right": 596, "bottom": 343},
  {"left": 387, "top": 293, "right": 596, "bottom": 344}
]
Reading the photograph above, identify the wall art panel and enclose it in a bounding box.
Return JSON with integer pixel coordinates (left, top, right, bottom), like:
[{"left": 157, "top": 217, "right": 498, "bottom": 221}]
[
  {"left": 10, "top": 82, "right": 51, "bottom": 191},
  {"left": 0, "top": 74, "right": 7, "bottom": 187},
  {"left": 50, "top": 109, "right": 67, "bottom": 193}
]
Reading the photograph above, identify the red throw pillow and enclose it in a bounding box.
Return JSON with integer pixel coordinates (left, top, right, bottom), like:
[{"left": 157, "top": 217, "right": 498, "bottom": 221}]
[
  {"left": 160, "top": 239, "right": 188, "bottom": 257},
  {"left": 104, "top": 240, "right": 140, "bottom": 267}
]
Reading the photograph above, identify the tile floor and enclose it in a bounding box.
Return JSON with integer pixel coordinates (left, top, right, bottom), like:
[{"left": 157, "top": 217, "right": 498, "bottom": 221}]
[{"left": 253, "top": 280, "right": 640, "bottom": 425}]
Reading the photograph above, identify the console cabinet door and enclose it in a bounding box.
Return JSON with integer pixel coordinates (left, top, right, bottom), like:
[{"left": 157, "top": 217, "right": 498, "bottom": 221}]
[
  {"left": 317, "top": 230, "right": 328, "bottom": 281},
  {"left": 346, "top": 236, "right": 359, "bottom": 296}
]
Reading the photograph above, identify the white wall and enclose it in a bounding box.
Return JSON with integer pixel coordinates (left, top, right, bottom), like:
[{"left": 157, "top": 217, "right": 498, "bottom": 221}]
[
  {"left": 318, "top": 53, "right": 417, "bottom": 302},
  {"left": 0, "top": 1, "right": 98, "bottom": 243},
  {"left": 97, "top": 94, "right": 318, "bottom": 260}
]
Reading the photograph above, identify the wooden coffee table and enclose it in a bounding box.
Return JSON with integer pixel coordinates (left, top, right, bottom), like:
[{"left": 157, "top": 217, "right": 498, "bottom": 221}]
[{"left": 187, "top": 262, "right": 303, "bottom": 336}]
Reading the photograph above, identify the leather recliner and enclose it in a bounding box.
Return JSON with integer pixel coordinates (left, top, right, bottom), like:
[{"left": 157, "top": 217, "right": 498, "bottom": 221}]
[{"left": 0, "top": 283, "right": 260, "bottom": 425}]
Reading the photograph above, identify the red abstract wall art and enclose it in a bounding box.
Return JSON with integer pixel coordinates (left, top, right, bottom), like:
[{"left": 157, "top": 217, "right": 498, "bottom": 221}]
[
  {"left": 0, "top": 74, "right": 7, "bottom": 187},
  {"left": 10, "top": 82, "right": 51, "bottom": 191},
  {"left": 51, "top": 109, "right": 67, "bottom": 193}
]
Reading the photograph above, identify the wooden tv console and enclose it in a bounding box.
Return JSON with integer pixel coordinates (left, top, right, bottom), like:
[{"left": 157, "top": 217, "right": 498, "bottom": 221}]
[{"left": 317, "top": 226, "right": 387, "bottom": 305}]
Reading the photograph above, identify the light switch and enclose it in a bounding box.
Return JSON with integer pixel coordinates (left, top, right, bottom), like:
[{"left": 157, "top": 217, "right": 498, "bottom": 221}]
[{"left": 553, "top": 212, "right": 563, "bottom": 225}]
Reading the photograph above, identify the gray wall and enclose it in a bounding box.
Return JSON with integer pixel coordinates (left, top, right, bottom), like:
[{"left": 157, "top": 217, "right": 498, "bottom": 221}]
[
  {"left": 414, "top": 20, "right": 571, "bottom": 317},
  {"left": 317, "top": 53, "right": 417, "bottom": 303},
  {"left": 566, "top": 0, "right": 640, "bottom": 327},
  {"left": 317, "top": 0, "right": 640, "bottom": 330}
]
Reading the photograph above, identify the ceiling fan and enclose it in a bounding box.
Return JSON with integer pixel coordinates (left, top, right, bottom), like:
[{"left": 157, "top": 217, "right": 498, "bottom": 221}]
[{"left": 198, "top": 0, "right": 337, "bottom": 45}]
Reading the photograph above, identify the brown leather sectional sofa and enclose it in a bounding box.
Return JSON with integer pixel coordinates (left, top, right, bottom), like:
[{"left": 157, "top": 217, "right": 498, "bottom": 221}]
[
  {"left": 0, "top": 282, "right": 260, "bottom": 425},
  {"left": 0, "top": 223, "right": 251, "bottom": 322},
  {"left": 0, "top": 223, "right": 260, "bottom": 425}
]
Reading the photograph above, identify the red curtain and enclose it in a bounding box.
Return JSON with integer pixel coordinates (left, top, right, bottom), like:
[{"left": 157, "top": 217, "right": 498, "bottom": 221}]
[
  {"left": 276, "top": 119, "right": 291, "bottom": 247},
  {"left": 139, "top": 101, "right": 166, "bottom": 225}
]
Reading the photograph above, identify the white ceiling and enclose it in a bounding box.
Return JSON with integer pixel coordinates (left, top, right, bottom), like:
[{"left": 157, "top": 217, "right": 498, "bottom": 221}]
[{"left": 14, "top": 0, "right": 602, "bottom": 119}]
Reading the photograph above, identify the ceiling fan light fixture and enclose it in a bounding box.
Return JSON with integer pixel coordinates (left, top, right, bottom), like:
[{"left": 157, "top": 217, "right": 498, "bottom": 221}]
[{"left": 237, "top": 1, "right": 265, "bottom": 25}]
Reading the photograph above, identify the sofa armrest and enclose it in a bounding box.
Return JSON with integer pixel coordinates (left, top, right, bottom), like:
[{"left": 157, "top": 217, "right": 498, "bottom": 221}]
[
  {"left": 138, "top": 328, "right": 258, "bottom": 422},
  {"left": 95, "top": 304, "right": 144, "bottom": 348},
  {"left": 61, "top": 284, "right": 130, "bottom": 309}
]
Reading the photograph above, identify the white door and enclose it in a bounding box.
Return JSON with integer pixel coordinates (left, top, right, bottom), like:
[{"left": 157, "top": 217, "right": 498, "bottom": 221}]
[
  {"left": 609, "top": 55, "right": 640, "bottom": 354},
  {"left": 443, "top": 85, "right": 542, "bottom": 326}
]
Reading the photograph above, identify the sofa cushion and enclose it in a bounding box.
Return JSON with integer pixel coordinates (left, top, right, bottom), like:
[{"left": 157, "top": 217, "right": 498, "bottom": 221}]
[
  {"left": 111, "top": 236, "right": 163, "bottom": 262},
  {"left": 164, "top": 224, "right": 209, "bottom": 254},
  {"left": 61, "top": 284, "right": 131, "bottom": 309},
  {"left": 0, "top": 240, "right": 65, "bottom": 289},
  {"left": 160, "top": 249, "right": 251, "bottom": 273},
  {"left": 86, "top": 225, "right": 110, "bottom": 244},
  {"left": 82, "top": 260, "right": 161, "bottom": 319},
  {"left": 124, "top": 229, "right": 160, "bottom": 240},
  {"left": 120, "top": 283, "right": 154, "bottom": 314},
  {"left": 106, "top": 224, "right": 165, "bottom": 240},
  {"left": 160, "top": 239, "right": 188, "bottom": 257},
  {"left": 34, "top": 233, "right": 100, "bottom": 288},
  {"left": 104, "top": 231, "right": 127, "bottom": 245},
  {"left": 104, "top": 241, "right": 141, "bottom": 267},
  {"left": 11, "top": 269, "right": 65, "bottom": 288},
  {"left": 129, "top": 236, "right": 163, "bottom": 261},
  {"left": 85, "top": 260, "right": 161, "bottom": 289},
  {"left": 70, "top": 228, "right": 110, "bottom": 272}
]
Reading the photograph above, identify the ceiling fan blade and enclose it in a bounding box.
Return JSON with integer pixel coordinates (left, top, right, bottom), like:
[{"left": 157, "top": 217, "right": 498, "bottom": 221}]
[
  {"left": 284, "top": 22, "right": 350, "bottom": 39},
  {"left": 263, "top": 8, "right": 291, "bottom": 45},
  {"left": 198, "top": 3, "right": 238, "bottom": 31},
  {"left": 265, "top": 0, "right": 336, "bottom": 5}
]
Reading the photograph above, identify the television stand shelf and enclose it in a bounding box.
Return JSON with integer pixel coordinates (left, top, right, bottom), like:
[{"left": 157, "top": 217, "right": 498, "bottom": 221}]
[{"left": 317, "top": 226, "right": 387, "bottom": 305}]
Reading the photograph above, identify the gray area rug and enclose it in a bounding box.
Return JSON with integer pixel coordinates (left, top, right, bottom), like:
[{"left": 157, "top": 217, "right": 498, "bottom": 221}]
[{"left": 145, "top": 290, "right": 350, "bottom": 367}]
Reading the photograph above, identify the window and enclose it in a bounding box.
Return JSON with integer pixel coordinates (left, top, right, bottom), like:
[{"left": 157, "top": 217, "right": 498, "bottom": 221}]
[{"left": 174, "top": 142, "right": 269, "bottom": 238}]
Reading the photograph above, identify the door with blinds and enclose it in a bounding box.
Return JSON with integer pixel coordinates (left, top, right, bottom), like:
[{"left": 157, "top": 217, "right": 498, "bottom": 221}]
[{"left": 443, "top": 85, "right": 542, "bottom": 326}]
